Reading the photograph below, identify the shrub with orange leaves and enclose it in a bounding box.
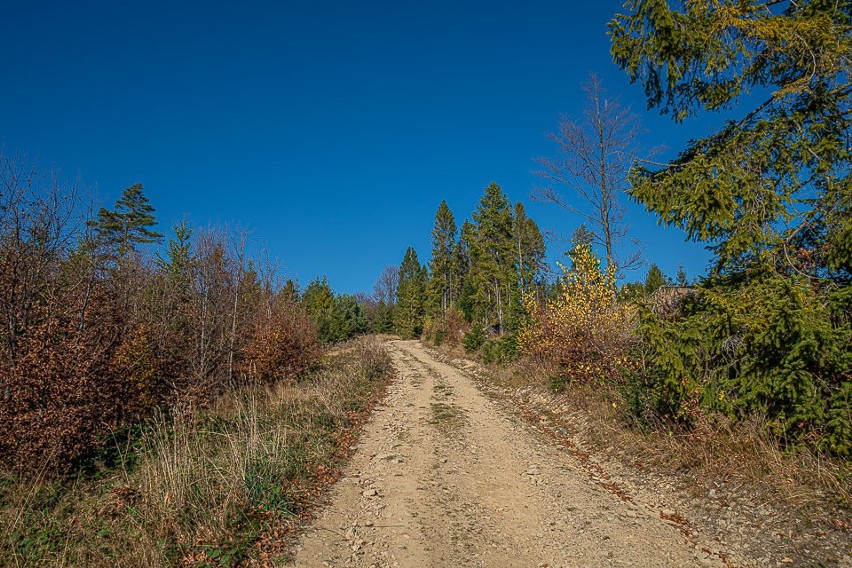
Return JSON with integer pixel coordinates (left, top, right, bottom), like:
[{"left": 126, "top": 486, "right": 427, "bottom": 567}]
[
  {"left": 238, "top": 296, "right": 321, "bottom": 383},
  {"left": 423, "top": 308, "right": 468, "bottom": 348},
  {"left": 0, "top": 284, "right": 157, "bottom": 473},
  {"left": 518, "top": 244, "right": 634, "bottom": 387}
]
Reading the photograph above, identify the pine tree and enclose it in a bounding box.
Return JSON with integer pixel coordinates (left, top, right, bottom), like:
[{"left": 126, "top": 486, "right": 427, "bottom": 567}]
[
  {"left": 89, "top": 183, "right": 163, "bottom": 256},
  {"left": 427, "top": 200, "right": 458, "bottom": 316},
  {"left": 394, "top": 247, "right": 426, "bottom": 338}
]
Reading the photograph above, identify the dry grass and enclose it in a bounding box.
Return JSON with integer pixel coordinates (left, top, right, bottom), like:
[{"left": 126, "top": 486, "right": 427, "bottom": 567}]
[{"left": 0, "top": 336, "right": 394, "bottom": 567}]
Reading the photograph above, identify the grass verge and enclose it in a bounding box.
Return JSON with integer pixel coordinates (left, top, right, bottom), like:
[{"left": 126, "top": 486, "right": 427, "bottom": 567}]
[{"left": 0, "top": 336, "right": 394, "bottom": 567}]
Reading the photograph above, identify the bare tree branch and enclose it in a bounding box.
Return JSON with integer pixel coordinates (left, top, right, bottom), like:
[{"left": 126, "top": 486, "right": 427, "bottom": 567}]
[{"left": 533, "top": 72, "right": 645, "bottom": 276}]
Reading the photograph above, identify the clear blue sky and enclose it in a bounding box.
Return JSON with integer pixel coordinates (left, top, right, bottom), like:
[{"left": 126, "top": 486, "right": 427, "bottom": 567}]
[{"left": 1, "top": 1, "right": 720, "bottom": 294}]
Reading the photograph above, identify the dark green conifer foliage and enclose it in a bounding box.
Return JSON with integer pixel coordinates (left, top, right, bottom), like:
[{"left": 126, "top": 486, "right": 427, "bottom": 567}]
[
  {"left": 610, "top": 0, "right": 851, "bottom": 277},
  {"left": 455, "top": 221, "right": 476, "bottom": 322},
  {"left": 512, "top": 202, "right": 545, "bottom": 293},
  {"left": 643, "top": 264, "right": 670, "bottom": 296},
  {"left": 394, "top": 247, "right": 427, "bottom": 338},
  {"left": 158, "top": 220, "right": 193, "bottom": 292},
  {"left": 281, "top": 279, "right": 300, "bottom": 303},
  {"left": 372, "top": 301, "right": 396, "bottom": 333},
  {"left": 469, "top": 183, "right": 515, "bottom": 332},
  {"left": 610, "top": 0, "right": 852, "bottom": 454},
  {"left": 427, "top": 200, "right": 458, "bottom": 316},
  {"left": 336, "top": 294, "right": 369, "bottom": 339},
  {"left": 675, "top": 265, "right": 689, "bottom": 287},
  {"left": 301, "top": 277, "right": 343, "bottom": 344},
  {"left": 89, "top": 183, "right": 164, "bottom": 255}
]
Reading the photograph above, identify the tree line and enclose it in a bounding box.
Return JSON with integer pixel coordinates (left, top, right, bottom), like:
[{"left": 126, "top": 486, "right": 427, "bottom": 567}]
[{"left": 381, "top": 0, "right": 851, "bottom": 457}]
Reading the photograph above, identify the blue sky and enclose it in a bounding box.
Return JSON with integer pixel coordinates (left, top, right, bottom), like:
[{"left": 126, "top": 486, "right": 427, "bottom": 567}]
[{"left": 1, "top": 1, "right": 722, "bottom": 294}]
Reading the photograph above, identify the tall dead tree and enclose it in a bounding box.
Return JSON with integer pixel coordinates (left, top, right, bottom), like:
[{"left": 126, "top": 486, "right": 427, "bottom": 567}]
[{"left": 534, "top": 73, "right": 644, "bottom": 276}]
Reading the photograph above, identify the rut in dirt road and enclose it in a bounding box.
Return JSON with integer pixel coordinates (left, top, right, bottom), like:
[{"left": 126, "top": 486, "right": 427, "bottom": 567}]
[{"left": 292, "top": 340, "right": 732, "bottom": 567}]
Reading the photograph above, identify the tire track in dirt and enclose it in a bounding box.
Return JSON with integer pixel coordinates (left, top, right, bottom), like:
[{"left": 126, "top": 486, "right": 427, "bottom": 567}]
[{"left": 291, "top": 340, "right": 725, "bottom": 567}]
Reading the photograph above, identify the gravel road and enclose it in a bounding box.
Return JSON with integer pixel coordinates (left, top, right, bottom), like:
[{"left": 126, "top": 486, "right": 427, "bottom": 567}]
[{"left": 292, "top": 340, "right": 738, "bottom": 567}]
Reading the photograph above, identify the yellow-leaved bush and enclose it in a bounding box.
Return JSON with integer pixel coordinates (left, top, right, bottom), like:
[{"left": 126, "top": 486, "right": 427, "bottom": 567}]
[{"left": 518, "top": 244, "right": 635, "bottom": 385}]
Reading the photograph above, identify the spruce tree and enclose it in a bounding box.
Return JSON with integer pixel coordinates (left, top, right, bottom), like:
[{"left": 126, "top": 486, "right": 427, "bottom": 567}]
[
  {"left": 394, "top": 247, "right": 426, "bottom": 338},
  {"left": 675, "top": 265, "right": 689, "bottom": 287},
  {"left": 469, "top": 183, "right": 515, "bottom": 332},
  {"left": 512, "top": 202, "right": 545, "bottom": 293},
  {"left": 643, "top": 264, "right": 669, "bottom": 296},
  {"left": 337, "top": 294, "right": 369, "bottom": 339},
  {"left": 610, "top": 0, "right": 852, "bottom": 453},
  {"left": 427, "top": 200, "right": 458, "bottom": 316},
  {"left": 610, "top": 1, "right": 851, "bottom": 278},
  {"left": 301, "top": 277, "right": 343, "bottom": 343},
  {"left": 455, "top": 221, "right": 475, "bottom": 321}
]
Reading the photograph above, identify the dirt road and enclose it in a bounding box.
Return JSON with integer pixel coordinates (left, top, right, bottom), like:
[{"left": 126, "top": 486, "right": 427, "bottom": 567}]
[{"left": 292, "top": 340, "right": 732, "bottom": 567}]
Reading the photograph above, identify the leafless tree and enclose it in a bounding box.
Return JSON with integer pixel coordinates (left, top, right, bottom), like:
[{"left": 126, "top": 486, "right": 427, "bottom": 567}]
[
  {"left": 534, "top": 73, "right": 646, "bottom": 276},
  {"left": 372, "top": 264, "right": 398, "bottom": 305}
]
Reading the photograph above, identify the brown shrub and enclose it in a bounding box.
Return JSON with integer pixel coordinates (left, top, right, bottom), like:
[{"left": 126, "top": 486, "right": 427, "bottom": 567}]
[
  {"left": 0, "top": 287, "right": 156, "bottom": 473},
  {"left": 424, "top": 309, "right": 468, "bottom": 348},
  {"left": 237, "top": 297, "right": 320, "bottom": 383}
]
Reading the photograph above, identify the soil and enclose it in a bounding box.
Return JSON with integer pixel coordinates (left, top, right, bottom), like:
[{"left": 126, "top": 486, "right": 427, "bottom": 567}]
[{"left": 291, "top": 340, "right": 851, "bottom": 567}]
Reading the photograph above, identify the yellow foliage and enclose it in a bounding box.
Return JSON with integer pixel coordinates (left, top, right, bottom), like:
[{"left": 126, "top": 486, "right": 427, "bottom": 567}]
[{"left": 518, "top": 245, "right": 634, "bottom": 384}]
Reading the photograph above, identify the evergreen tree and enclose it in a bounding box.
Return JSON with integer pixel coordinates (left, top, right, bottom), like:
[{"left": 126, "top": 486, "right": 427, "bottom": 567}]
[
  {"left": 643, "top": 264, "right": 669, "bottom": 296},
  {"left": 301, "top": 277, "right": 343, "bottom": 343},
  {"left": 372, "top": 300, "right": 395, "bottom": 333},
  {"left": 337, "top": 294, "right": 369, "bottom": 339},
  {"left": 469, "top": 183, "right": 515, "bottom": 332},
  {"left": 89, "top": 183, "right": 163, "bottom": 256},
  {"left": 157, "top": 219, "right": 193, "bottom": 294},
  {"left": 675, "top": 265, "right": 689, "bottom": 287},
  {"left": 512, "top": 202, "right": 545, "bottom": 293},
  {"left": 455, "top": 220, "right": 476, "bottom": 321},
  {"left": 610, "top": 1, "right": 851, "bottom": 278},
  {"left": 610, "top": 1, "right": 852, "bottom": 453},
  {"left": 394, "top": 247, "right": 426, "bottom": 338},
  {"left": 281, "top": 279, "right": 300, "bottom": 302},
  {"left": 571, "top": 224, "right": 594, "bottom": 250},
  {"left": 427, "top": 200, "right": 458, "bottom": 316}
]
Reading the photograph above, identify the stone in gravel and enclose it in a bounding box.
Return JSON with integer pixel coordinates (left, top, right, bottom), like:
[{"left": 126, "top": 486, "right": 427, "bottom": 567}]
[{"left": 363, "top": 489, "right": 379, "bottom": 497}]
